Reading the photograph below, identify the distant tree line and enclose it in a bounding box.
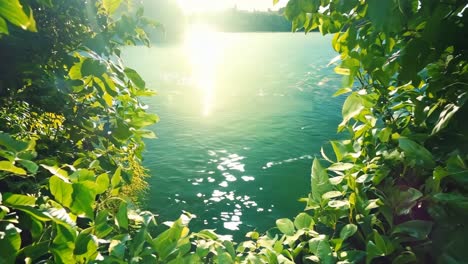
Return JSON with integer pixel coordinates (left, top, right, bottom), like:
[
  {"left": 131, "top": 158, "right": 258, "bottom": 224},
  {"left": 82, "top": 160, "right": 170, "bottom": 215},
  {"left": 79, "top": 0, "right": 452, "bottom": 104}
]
[
  {"left": 188, "top": 8, "right": 292, "bottom": 32},
  {"left": 142, "top": 0, "right": 297, "bottom": 43}
]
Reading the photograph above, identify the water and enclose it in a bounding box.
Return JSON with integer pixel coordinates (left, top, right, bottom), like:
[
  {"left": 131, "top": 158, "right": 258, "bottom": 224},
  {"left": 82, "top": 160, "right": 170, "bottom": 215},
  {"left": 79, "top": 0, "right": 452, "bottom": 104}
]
[{"left": 123, "top": 31, "right": 343, "bottom": 240}]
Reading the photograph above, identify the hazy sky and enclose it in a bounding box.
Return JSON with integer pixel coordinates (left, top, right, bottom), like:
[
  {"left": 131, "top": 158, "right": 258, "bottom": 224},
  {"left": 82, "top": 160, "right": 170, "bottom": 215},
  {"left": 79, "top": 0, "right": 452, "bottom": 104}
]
[{"left": 176, "top": 0, "right": 289, "bottom": 13}]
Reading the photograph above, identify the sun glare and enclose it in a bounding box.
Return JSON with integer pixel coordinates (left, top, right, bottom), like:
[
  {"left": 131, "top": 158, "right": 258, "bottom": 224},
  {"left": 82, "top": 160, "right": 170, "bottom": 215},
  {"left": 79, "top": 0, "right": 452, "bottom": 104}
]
[
  {"left": 184, "top": 24, "right": 226, "bottom": 116},
  {"left": 176, "top": 0, "right": 289, "bottom": 14}
]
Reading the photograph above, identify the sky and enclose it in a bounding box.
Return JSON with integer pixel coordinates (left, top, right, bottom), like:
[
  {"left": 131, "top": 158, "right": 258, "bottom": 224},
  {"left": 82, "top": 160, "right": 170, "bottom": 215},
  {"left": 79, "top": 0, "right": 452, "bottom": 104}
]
[{"left": 176, "top": 0, "right": 289, "bottom": 13}]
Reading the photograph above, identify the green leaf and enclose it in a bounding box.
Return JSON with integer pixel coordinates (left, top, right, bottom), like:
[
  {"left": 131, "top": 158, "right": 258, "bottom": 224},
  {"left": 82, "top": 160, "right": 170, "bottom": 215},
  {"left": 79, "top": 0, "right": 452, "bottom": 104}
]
[
  {"left": 309, "top": 235, "right": 334, "bottom": 264},
  {"left": 340, "top": 224, "right": 357, "bottom": 241},
  {"left": 217, "top": 252, "right": 233, "bottom": 263},
  {"left": 378, "top": 127, "right": 392, "bottom": 143},
  {"left": 273, "top": 0, "right": 280, "bottom": 5},
  {"left": 111, "top": 167, "right": 122, "bottom": 188},
  {"left": 70, "top": 183, "right": 95, "bottom": 219},
  {"left": 328, "top": 162, "right": 354, "bottom": 171},
  {"left": 50, "top": 175, "right": 73, "bottom": 207},
  {"left": 328, "top": 200, "right": 350, "bottom": 208},
  {"left": 95, "top": 173, "right": 109, "bottom": 194},
  {"left": 0, "top": 16, "right": 8, "bottom": 34},
  {"left": 41, "top": 164, "right": 69, "bottom": 181},
  {"left": 432, "top": 103, "right": 460, "bottom": 135},
  {"left": 398, "top": 138, "right": 435, "bottom": 168},
  {"left": 0, "top": 161, "right": 27, "bottom": 175},
  {"left": 433, "top": 192, "right": 468, "bottom": 209},
  {"left": 152, "top": 220, "right": 184, "bottom": 260},
  {"left": 69, "top": 61, "right": 83, "bottom": 80},
  {"left": 394, "top": 188, "right": 422, "bottom": 215},
  {"left": 311, "top": 158, "right": 332, "bottom": 203},
  {"left": 51, "top": 223, "right": 76, "bottom": 263},
  {"left": 116, "top": 202, "right": 128, "bottom": 230},
  {"left": 0, "top": 133, "right": 27, "bottom": 152},
  {"left": 81, "top": 59, "right": 106, "bottom": 77},
  {"left": 366, "top": 241, "right": 384, "bottom": 264},
  {"left": 74, "top": 231, "right": 98, "bottom": 261},
  {"left": 294, "top": 212, "right": 314, "bottom": 229},
  {"left": 340, "top": 93, "right": 364, "bottom": 127},
  {"left": 367, "top": 0, "right": 402, "bottom": 33},
  {"left": 124, "top": 68, "right": 146, "bottom": 89},
  {"left": 17, "top": 159, "right": 38, "bottom": 173},
  {"left": 334, "top": 66, "right": 351, "bottom": 75},
  {"left": 333, "top": 87, "right": 352, "bottom": 97},
  {"left": 392, "top": 220, "right": 432, "bottom": 240},
  {"left": 322, "top": 191, "right": 342, "bottom": 199},
  {"left": 0, "top": 224, "right": 21, "bottom": 263},
  {"left": 103, "top": 0, "right": 122, "bottom": 14},
  {"left": 0, "top": 0, "right": 37, "bottom": 31},
  {"left": 3, "top": 193, "right": 36, "bottom": 206},
  {"left": 20, "top": 241, "right": 49, "bottom": 262},
  {"left": 14, "top": 205, "right": 51, "bottom": 222},
  {"left": 392, "top": 251, "right": 417, "bottom": 264},
  {"left": 276, "top": 218, "right": 295, "bottom": 236}
]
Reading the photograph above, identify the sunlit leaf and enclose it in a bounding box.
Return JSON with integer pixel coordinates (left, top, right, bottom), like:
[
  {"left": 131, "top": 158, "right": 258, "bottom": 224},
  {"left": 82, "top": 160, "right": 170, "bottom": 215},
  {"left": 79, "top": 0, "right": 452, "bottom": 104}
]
[
  {"left": 311, "top": 158, "right": 332, "bottom": 203},
  {"left": 340, "top": 224, "right": 357, "bottom": 241},
  {"left": 294, "top": 212, "right": 314, "bottom": 229},
  {"left": 340, "top": 93, "right": 364, "bottom": 127},
  {"left": 50, "top": 175, "right": 73, "bottom": 207},
  {"left": 103, "top": 0, "right": 122, "bottom": 14},
  {"left": 0, "top": 161, "right": 27, "bottom": 175},
  {"left": 3, "top": 193, "right": 36, "bottom": 206},
  {"left": 276, "top": 218, "right": 295, "bottom": 235},
  {"left": 0, "top": 0, "right": 37, "bottom": 31}
]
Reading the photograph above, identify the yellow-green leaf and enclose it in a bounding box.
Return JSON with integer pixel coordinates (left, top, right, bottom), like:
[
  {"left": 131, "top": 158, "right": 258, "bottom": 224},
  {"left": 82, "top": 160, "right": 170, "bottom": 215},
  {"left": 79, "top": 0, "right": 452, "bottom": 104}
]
[
  {"left": 0, "top": 161, "right": 26, "bottom": 175},
  {"left": 103, "top": 0, "right": 123, "bottom": 14},
  {"left": 0, "top": 0, "right": 36, "bottom": 31}
]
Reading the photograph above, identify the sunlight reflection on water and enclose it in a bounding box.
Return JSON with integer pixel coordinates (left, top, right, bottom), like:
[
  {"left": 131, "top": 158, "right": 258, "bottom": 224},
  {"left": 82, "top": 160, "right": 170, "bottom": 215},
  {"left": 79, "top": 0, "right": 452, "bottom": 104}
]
[
  {"left": 122, "top": 32, "right": 342, "bottom": 239},
  {"left": 184, "top": 24, "right": 226, "bottom": 117}
]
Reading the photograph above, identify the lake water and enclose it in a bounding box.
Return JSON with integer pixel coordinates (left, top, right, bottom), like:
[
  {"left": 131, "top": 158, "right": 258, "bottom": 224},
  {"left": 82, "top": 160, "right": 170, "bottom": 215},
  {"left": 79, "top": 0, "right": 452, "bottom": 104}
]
[{"left": 123, "top": 31, "right": 343, "bottom": 240}]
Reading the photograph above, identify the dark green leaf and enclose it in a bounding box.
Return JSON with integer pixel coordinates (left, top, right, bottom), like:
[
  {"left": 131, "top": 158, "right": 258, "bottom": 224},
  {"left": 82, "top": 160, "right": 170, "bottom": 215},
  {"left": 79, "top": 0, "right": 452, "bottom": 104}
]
[
  {"left": 116, "top": 202, "right": 128, "bottom": 230},
  {"left": 0, "top": 224, "right": 21, "bottom": 263},
  {"left": 399, "top": 138, "right": 435, "bottom": 168},
  {"left": 124, "top": 67, "right": 146, "bottom": 89},
  {"left": 81, "top": 59, "right": 106, "bottom": 77},
  {"left": 392, "top": 220, "right": 432, "bottom": 240}
]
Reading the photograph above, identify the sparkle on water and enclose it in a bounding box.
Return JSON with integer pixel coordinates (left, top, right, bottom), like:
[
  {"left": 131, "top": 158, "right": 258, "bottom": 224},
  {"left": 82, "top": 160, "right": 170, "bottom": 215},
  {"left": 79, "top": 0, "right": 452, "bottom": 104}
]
[{"left": 122, "top": 26, "right": 342, "bottom": 240}]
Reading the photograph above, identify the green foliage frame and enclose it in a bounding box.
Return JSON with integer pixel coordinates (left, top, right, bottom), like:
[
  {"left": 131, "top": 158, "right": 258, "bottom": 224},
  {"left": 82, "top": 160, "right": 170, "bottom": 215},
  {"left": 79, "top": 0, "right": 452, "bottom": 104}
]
[{"left": 0, "top": 0, "right": 467, "bottom": 263}]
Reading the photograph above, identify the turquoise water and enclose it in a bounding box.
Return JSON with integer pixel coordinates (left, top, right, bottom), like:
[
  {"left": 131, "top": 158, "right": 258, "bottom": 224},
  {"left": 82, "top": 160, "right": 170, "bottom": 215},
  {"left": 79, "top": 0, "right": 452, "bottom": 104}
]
[{"left": 123, "top": 32, "right": 343, "bottom": 239}]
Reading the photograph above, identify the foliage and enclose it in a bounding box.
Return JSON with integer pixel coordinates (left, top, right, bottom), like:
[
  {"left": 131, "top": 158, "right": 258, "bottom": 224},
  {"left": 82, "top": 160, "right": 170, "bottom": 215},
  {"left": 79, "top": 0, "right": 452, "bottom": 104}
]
[
  {"left": 256, "top": 0, "right": 468, "bottom": 263},
  {"left": 0, "top": 0, "right": 160, "bottom": 262},
  {"left": 1, "top": 0, "right": 467, "bottom": 263}
]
